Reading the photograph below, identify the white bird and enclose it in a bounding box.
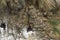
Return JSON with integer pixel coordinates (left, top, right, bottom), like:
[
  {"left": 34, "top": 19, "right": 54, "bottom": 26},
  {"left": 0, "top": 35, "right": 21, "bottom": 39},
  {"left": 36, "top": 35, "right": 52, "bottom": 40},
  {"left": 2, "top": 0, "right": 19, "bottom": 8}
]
[{"left": 22, "top": 27, "right": 33, "bottom": 39}]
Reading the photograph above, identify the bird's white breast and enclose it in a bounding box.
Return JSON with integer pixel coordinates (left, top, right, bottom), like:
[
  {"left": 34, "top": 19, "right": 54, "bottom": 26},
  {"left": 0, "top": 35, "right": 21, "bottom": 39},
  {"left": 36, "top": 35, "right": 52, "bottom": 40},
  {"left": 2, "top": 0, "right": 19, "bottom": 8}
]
[{"left": 22, "top": 28, "right": 33, "bottom": 39}]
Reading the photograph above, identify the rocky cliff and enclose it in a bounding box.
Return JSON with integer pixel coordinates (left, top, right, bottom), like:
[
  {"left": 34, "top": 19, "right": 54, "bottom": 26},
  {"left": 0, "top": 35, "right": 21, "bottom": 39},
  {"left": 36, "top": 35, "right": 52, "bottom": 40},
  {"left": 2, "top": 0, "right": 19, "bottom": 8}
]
[{"left": 0, "top": 0, "right": 60, "bottom": 40}]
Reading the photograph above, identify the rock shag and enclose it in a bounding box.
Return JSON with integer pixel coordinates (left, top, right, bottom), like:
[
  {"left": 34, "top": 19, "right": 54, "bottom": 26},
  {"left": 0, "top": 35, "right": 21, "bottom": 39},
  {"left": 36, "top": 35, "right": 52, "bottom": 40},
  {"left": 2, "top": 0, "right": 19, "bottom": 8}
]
[{"left": 0, "top": 23, "right": 6, "bottom": 30}]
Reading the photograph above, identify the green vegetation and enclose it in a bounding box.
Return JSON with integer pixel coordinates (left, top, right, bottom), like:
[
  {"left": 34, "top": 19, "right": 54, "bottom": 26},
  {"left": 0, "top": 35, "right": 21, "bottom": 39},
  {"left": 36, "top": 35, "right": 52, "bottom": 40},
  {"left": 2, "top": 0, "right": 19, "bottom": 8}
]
[
  {"left": 48, "top": 19, "right": 60, "bottom": 34},
  {"left": 48, "top": 19, "right": 60, "bottom": 26}
]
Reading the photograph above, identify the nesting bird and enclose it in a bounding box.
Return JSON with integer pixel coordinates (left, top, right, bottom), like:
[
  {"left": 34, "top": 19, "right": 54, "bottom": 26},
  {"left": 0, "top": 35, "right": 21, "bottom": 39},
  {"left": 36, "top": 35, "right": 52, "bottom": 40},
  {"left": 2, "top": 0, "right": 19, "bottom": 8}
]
[
  {"left": 0, "top": 23, "right": 6, "bottom": 30},
  {"left": 22, "top": 26, "right": 33, "bottom": 39},
  {"left": 27, "top": 26, "right": 33, "bottom": 32},
  {"left": 0, "top": 23, "right": 6, "bottom": 37}
]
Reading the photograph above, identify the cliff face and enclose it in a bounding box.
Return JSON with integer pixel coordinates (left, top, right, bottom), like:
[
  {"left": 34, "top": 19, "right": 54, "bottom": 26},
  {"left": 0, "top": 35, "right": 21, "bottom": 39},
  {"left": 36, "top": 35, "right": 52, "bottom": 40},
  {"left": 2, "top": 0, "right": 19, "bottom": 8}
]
[
  {"left": 0, "top": 0, "right": 60, "bottom": 40},
  {"left": 0, "top": 5, "right": 51, "bottom": 40}
]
